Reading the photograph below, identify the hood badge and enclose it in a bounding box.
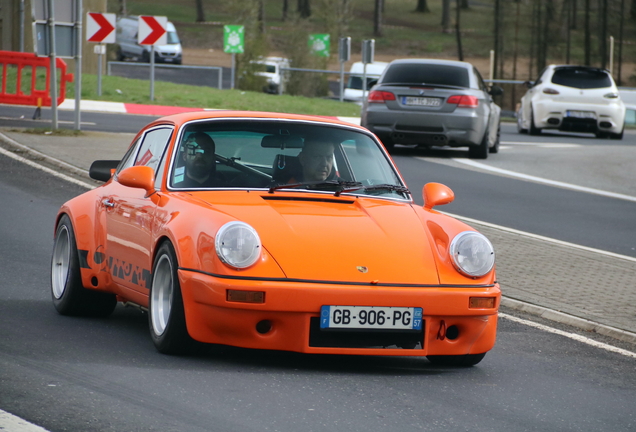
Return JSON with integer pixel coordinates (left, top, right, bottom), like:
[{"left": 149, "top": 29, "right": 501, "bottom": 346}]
[{"left": 357, "top": 266, "right": 369, "bottom": 273}]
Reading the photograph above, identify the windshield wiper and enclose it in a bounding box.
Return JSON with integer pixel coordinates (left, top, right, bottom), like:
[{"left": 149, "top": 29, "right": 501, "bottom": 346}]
[
  {"left": 359, "top": 184, "right": 411, "bottom": 195},
  {"left": 268, "top": 180, "right": 363, "bottom": 195}
]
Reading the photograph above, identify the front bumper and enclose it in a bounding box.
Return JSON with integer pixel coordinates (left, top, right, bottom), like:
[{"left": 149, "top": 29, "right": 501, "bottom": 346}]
[{"left": 179, "top": 269, "right": 500, "bottom": 356}]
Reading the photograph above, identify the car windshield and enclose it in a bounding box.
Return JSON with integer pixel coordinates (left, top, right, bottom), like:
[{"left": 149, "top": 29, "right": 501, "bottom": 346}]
[
  {"left": 551, "top": 68, "right": 613, "bottom": 89},
  {"left": 168, "top": 120, "right": 408, "bottom": 199},
  {"left": 167, "top": 31, "right": 180, "bottom": 44},
  {"left": 381, "top": 64, "right": 470, "bottom": 88}
]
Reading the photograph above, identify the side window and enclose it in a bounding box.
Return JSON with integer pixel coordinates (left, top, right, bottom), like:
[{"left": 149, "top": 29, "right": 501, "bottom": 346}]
[
  {"left": 473, "top": 68, "right": 488, "bottom": 92},
  {"left": 116, "top": 137, "right": 141, "bottom": 174},
  {"left": 134, "top": 127, "right": 173, "bottom": 172}
]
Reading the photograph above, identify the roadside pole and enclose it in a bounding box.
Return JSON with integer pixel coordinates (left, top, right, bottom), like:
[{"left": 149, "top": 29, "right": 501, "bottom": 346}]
[
  {"left": 361, "top": 39, "right": 375, "bottom": 102},
  {"left": 74, "top": 0, "right": 82, "bottom": 130},
  {"left": 339, "top": 37, "right": 351, "bottom": 103},
  {"left": 47, "top": 0, "right": 58, "bottom": 130}
]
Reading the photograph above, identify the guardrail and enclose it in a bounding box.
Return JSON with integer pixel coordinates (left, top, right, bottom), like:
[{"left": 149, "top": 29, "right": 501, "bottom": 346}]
[
  {"left": 0, "top": 51, "right": 73, "bottom": 107},
  {"left": 107, "top": 61, "right": 223, "bottom": 89}
]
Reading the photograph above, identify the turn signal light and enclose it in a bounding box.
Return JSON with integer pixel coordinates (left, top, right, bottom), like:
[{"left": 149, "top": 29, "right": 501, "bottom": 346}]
[
  {"left": 227, "top": 290, "right": 265, "bottom": 303},
  {"left": 368, "top": 90, "right": 396, "bottom": 103},
  {"left": 469, "top": 297, "right": 496, "bottom": 309},
  {"left": 447, "top": 95, "right": 479, "bottom": 108}
]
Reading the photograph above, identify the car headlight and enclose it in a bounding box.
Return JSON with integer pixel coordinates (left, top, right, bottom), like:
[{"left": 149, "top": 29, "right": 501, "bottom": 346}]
[
  {"left": 449, "top": 231, "right": 495, "bottom": 277},
  {"left": 215, "top": 222, "right": 261, "bottom": 269}
]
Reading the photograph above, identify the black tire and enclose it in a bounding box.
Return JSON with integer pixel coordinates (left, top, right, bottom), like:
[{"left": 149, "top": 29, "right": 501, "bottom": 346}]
[
  {"left": 148, "top": 241, "right": 195, "bottom": 355},
  {"left": 116, "top": 47, "right": 125, "bottom": 61},
  {"left": 529, "top": 108, "right": 541, "bottom": 135},
  {"left": 595, "top": 131, "right": 610, "bottom": 139},
  {"left": 517, "top": 109, "right": 528, "bottom": 134},
  {"left": 610, "top": 128, "right": 624, "bottom": 140},
  {"left": 141, "top": 50, "right": 150, "bottom": 63},
  {"left": 50, "top": 215, "right": 117, "bottom": 317},
  {"left": 426, "top": 353, "right": 486, "bottom": 367},
  {"left": 489, "top": 125, "right": 501, "bottom": 154},
  {"left": 468, "top": 129, "right": 489, "bottom": 159}
]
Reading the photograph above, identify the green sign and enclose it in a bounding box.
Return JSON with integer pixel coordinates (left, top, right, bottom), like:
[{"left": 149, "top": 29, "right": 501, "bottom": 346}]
[
  {"left": 308, "top": 34, "right": 330, "bottom": 57},
  {"left": 224, "top": 25, "right": 244, "bottom": 54}
]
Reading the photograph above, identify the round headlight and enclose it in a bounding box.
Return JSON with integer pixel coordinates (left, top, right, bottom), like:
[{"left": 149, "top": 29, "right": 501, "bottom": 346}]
[
  {"left": 215, "top": 222, "right": 261, "bottom": 269},
  {"left": 449, "top": 231, "right": 495, "bottom": 277}
]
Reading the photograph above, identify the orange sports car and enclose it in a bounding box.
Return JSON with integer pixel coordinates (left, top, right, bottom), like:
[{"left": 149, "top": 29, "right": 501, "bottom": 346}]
[{"left": 50, "top": 111, "right": 500, "bottom": 366}]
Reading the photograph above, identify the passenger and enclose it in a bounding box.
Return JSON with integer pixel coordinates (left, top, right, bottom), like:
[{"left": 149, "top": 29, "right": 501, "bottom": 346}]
[{"left": 173, "top": 132, "right": 223, "bottom": 188}]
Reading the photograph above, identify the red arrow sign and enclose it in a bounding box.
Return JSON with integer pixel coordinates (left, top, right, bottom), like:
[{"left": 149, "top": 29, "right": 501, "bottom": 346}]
[
  {"left": 139, "top": 16, "right": 167, "bottom": 45},
  {"left": 86, "top": 12, "right": 116, "bottom": 43}
]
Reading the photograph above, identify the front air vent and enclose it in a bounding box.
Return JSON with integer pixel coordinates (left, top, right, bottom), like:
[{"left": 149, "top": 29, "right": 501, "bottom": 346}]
[{"left": 262, "top": 196, "right": 355, "bottom": 204}]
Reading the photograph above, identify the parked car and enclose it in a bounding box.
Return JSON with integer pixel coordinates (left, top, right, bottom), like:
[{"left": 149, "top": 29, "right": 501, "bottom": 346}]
[
  {"left": 50, "top": 111, "right": 500, "bottom": 366},
  {"left": 517, "top": 65, "right": 625, "bottom": 139},
  {"left": 252, "top": 57, "right": 290, "bottom": 94},
  {"left": 343, "top": 61, "right": 389, "bottom": 102},
  {"left": 116, "top": 16, "right": 183, "bottom": 64},
  {"left": 360, "top": 59, "right": 502, "bottom": 158}
]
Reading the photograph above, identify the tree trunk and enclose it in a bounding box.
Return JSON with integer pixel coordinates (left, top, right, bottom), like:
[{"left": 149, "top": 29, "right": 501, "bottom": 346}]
[
  {"left": 493, "top": 0, "right": 500, "bottom": 79},
  {"left": 585, "top": 0, "right": 591, "bottom": 65},
  {"left": 282, "top": 0, "right": 288, "bottom": 21},
  {"left": 258, "top": 0, "right": 265, "bottom": 34},
  {"left": 298, "top": 0, "right": 311, "bottom": 18},
  {"left": 415, "top": 0, "right": 430, "bottom": 13},
  {"left": 455, "top": 0, "right": 463, "bottom": 60},
  {"left": 441, "top": 0, "right": 451, "bottom": 32},
  {"left": 195, "top": 0, "right": 205, "bottom": 22},
  {"left": 374, "top": 0, "right": 384, "bottom": 37}
]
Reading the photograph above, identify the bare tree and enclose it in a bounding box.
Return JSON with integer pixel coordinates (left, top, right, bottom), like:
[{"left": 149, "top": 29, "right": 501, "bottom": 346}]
[
  {"left": 282, "top": 0, "right": 289, "bottom": 21},
  {"left": 455, "top": 0, "right": 463, "bottom": 60},
  {"left": 195, "top": 0, "right": 205, "bottom": 22},
  {"left": 415, "top": 0, "right": 430, "bottom": 12},
  {"left": 585, "top": 0, "right": 591, "bottom": 64}
]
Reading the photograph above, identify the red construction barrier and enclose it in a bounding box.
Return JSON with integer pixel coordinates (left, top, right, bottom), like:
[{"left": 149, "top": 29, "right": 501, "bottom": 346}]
[{"left": 0, "top": 51, "right": 74, "bottom": 107}]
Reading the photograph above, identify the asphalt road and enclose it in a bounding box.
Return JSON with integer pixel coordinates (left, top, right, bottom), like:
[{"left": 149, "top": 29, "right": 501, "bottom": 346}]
[{"left": 1, "top": 141, "right": 635, "bottom": 432}]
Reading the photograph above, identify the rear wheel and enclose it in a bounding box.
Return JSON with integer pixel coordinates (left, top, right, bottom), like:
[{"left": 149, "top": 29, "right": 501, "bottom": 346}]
[
  {"left": 517, "top": 108, "right": 528, "bottom": 133},
  {"left": 51, "top": 215, "right": 117, "bottom": 317},
  {"left": 489, "top": 125, "right": 501, "bottom": 154},
  {"left": 148, "top": 241, "right": 195, "bottom": 355},
  {"left": 426, "top": 353, "right": 486, "bottom": 367},
  {"left": 529, "top": 108, "right": 541, "bottom": 135},
  {"left": 468, "top": 129, "right": 489, "bottom": 159}
]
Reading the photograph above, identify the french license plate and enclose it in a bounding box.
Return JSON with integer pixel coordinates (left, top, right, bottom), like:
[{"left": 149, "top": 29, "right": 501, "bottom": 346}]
[
  {"left": 402, "top": 96, "right": 442, "bottom": 107},
  {"left": 320, "top": 306, "right": 423, "bottom": 330},
  {"left": 565, "top": 110, "right": 596, "bottom": 119}
]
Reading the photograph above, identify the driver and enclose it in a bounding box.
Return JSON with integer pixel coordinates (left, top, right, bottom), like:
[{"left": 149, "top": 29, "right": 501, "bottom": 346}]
[
  {"left": 173, "top": 132, "right": 224, "bottom": 188},
  {"left": 292, "top": 137, "right": 336, "bottom": 183}
]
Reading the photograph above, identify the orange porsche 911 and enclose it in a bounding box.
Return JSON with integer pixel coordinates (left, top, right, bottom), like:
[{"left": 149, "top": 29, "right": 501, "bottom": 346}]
[{"left": 51, "top": 111, "right": 500, "bottom": 366}]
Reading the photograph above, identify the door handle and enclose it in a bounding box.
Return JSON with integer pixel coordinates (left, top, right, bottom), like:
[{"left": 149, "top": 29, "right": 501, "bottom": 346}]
[{"left": 102, "top": 198, "right": 115, "bottom": 208}]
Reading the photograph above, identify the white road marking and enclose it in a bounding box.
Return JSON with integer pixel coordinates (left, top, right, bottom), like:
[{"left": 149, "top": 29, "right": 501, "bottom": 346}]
[
  {"left": 0, "top": 146, "right": 95, "bottom": 190},
  {"left": 452, "top": 158, "right": 636, "bottom": 203},
  {"left": 500, "top": 313, "right": 636, "bottom": 358},
  {"left": 500, "top": 141, "right": 581, "bottom": 147},
  {"left": 0, "top": 116, "right": 96, "bottom": 126},
  {"left": 0, "top": 409, "right": 50, "bottom": 432}
]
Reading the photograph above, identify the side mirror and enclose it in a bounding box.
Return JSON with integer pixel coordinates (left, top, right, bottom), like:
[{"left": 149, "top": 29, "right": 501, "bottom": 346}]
[
  {"left": 423, "top": 182, "right": 454, "bottom": 210},
  {"left": 489, "top": 85, "right": 504, "bottom": 97},
  {"left": 89, "top": 160, "right": 120, "bottom": 182},
  {"left": 117, "top": 166, "right": 155, "bottom": 195},
  {"left": 523, "top": 80, "right": 533, "bottom": 89}
]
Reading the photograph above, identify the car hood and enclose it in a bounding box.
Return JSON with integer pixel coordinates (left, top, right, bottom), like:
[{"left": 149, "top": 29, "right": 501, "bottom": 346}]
[{"left": 195, "top": 192, "right": 441, "bottom": 284}]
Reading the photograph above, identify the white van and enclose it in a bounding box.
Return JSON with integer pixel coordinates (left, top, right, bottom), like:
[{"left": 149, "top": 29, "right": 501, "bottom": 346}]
[
  {"left": 252, "top": 57, "right": 290, "bottom": 94},
  {"left": 343, "top": 61, "right": 389, "bottom": 102},
  {"left": 116, "top": 16, "right": 183, "bottom": 64}
]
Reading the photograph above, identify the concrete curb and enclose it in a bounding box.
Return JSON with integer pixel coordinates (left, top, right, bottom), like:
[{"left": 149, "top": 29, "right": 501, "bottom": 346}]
[{"left": 501, "top": 297, "right": 636, "bottom": 345}]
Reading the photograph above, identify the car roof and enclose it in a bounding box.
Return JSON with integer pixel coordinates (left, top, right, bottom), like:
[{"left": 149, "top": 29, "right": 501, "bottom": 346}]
[{"left": 387, "top": 58, "right": 473, "bottom": 69}]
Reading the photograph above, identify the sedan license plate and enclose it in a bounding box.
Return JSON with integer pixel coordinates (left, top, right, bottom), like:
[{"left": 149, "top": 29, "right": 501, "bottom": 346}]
[
  {"left": 402, "top": 96, "right": 442, "bottom": 107},
  {"left": 320, "top": 306, "right": 423, "bottom": 330},
  {"left": 565, "top": 110, "right": 596, "bottom": 119}
]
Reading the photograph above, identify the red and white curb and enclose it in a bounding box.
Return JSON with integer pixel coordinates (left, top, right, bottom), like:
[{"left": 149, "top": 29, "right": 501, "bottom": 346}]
[{"left": 58, "top": 99, "right": 361, "bottom": 125}]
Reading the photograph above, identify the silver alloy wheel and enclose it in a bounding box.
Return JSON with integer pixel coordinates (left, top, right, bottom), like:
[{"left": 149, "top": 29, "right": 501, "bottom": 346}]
[
  {"left": 151, "top": 254, "right": 174, "bottom": 336},
  {"left": 51, "top": 225, "right": 71, "bottom": 299}
]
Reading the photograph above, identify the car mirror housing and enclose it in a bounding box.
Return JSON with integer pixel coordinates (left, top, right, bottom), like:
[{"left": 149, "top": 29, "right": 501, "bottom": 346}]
[
  {"left": 489, "top": 85, "right": 504, "bottom": 96},
  {"left": 423, "top": 182, "right": 454, "bottom": 210},
  {"left": 89, "top": 160, "right": 120, "bottom": 182},
  {"left": 117, "top": 166, "right": 155, "bottom": 194}
]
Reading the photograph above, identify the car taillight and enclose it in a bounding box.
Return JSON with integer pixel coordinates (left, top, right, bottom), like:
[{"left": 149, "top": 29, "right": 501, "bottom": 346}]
[
  {"left": 543, "top": 88, "right": 560, "bottom": 95},
  {"left": 447, "top": 95, "right": 479, "bottom": 108},
  {"left": 368, "top": 90, "right": 396, "bottom": 103}
]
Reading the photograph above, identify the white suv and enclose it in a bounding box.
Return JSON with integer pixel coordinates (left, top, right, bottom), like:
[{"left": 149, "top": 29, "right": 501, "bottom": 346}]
[{"left": 517, "top": 65, "right": 625, "bottom": 139}]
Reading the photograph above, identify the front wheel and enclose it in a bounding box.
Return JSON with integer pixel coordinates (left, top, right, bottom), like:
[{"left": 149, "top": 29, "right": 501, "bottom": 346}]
[
  {"left": 427, "top": 353, "right": 486, "bottom": 367},
  {"left": 51, "top": 215, "right": 117, "bottom": 317},
  {"left": 148, "top": 242, "right": 195, "bottom": 355}
]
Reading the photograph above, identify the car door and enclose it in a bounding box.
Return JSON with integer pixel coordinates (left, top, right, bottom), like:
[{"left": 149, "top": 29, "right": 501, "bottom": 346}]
[{"left": 102, "top": 126, "right": 174, "bottom": 295}]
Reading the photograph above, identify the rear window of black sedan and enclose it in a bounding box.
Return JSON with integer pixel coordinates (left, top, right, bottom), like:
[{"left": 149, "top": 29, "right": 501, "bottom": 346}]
[
  {"left": 381, "top": 64, "right": 470, "bottom": 88},
  {"left": 551, "top": 68, "right": 613, "bottom": 89}
]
